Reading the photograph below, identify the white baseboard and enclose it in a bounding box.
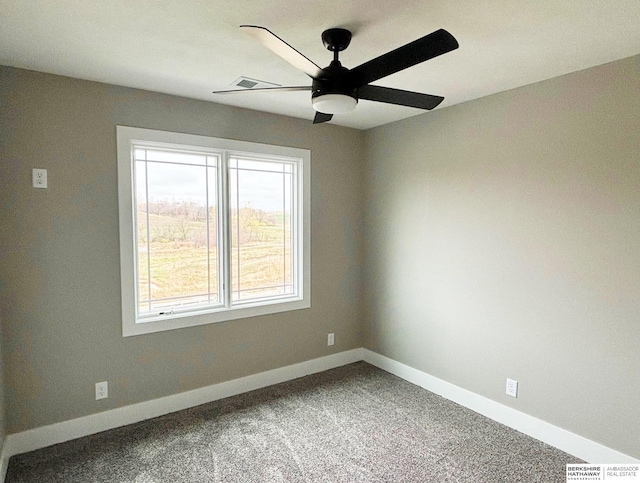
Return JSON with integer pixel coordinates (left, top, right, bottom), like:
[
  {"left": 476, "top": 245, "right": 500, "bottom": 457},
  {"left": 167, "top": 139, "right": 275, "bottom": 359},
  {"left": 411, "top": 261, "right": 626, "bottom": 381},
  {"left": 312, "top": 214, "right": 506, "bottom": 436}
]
[
  {"left": 2, "top": 348, "right": 363, "bottom": 468},
  {"left": 361, "top": 349, "right": 639, "bottom": 464},
  {"left": 2, "top": 346, "right": 637, "bottom": 483}
]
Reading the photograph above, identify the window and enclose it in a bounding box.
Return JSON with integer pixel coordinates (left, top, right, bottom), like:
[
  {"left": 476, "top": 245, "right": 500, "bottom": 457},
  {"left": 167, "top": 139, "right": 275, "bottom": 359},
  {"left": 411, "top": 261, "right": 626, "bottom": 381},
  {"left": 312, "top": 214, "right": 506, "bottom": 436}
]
[{"left": 117, "top": 127, "right": 310, "bottom": 336}]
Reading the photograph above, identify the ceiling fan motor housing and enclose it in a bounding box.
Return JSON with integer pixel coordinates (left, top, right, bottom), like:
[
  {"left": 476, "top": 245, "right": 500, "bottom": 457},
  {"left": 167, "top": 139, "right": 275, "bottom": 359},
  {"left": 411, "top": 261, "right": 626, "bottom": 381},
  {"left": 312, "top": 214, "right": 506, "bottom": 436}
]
[
  {"left": 311, "top": 61, "right": 358, "bottom": 101},
  {"left": 311, "top": 61, "right": 358, "bottom": 113}
]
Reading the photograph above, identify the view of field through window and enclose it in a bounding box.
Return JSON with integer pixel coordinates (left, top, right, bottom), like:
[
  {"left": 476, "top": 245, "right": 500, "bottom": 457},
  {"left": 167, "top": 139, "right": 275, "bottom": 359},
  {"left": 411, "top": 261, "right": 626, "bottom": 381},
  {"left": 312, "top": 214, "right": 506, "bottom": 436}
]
[
  {"left": 134, "top": 148, "right": 294, "bottom": 316},
  {"left": 229, "top": 157, "right": 294, "bottom": 302}
]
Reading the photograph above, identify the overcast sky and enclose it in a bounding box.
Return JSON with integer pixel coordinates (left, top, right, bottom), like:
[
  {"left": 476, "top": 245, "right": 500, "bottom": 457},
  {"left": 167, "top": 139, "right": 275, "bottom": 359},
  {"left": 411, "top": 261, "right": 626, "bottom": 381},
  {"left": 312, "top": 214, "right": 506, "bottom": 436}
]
[{"left": 136, "top": 160, "right": 292, "bottom": 213}]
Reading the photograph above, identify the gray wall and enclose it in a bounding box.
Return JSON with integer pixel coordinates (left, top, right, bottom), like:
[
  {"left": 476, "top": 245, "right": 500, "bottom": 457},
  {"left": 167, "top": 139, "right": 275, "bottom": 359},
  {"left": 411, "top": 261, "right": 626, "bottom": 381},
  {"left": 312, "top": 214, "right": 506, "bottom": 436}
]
[
  {"left": 0, "top": 314, "right": 5, "bottom": 453},
  {"left": 363, "top": 55, "right": 640, "bottom": 458},
  {"left": 0, "top": 66, "right": 365, "bottom": 433}
]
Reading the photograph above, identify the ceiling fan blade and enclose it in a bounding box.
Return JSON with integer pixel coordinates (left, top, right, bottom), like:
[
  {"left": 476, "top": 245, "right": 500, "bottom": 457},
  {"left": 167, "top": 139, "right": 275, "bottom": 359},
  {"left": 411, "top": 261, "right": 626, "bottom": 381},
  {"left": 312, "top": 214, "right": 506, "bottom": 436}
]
[
  {"left": 212, "top": 86, "right": 311, "bottom": 94},
  {"left": 313, "top": 112, "right": 333, "bottom": 124},
  {"left": 358, "top": 85, "right": 444, "bottom": 110},
  {"left": 349, "top": 29, "right": 458, "bottom": 87},
  {"left": 241, "top": 25, "right": 324, "bottom": 79}
]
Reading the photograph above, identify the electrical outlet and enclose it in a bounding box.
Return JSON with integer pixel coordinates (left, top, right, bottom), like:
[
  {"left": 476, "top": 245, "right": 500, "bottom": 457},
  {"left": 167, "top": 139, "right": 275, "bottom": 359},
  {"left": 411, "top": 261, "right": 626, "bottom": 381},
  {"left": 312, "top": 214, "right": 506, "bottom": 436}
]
[
  {"left": 506, "top": 378, "right": 518, "bottom": 398},
  {"left": 32, "top": 168, "right": 47, "bottom": 188},
  {"left": 95, "top": 381, "right": 108, "bottom": 400},
  {"left": 327, "top": 333, "right": 335, "bottom": 346}
]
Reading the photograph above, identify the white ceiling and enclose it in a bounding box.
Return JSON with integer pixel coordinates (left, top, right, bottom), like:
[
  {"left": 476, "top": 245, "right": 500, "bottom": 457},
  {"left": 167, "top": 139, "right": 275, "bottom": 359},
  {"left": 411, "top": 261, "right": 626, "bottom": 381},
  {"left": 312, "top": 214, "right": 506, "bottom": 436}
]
[{"left": 2, "top": 1, "right": 640, "bottom": 130}]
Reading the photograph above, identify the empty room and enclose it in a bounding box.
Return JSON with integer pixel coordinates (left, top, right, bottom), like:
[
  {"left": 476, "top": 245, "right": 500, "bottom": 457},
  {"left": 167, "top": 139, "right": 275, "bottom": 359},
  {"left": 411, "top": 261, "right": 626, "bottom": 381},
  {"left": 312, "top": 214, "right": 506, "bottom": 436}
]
[{"left": 1, "top": 1, "right": 639, "bottom": 481}]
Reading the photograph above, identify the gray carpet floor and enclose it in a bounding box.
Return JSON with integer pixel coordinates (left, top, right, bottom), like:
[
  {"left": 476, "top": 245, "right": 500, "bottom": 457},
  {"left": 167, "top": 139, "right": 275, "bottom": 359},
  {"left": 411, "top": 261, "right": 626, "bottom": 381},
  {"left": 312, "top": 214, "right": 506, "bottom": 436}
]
[{"left": 7, "top": 362, "right": 582, "bottom": 482}]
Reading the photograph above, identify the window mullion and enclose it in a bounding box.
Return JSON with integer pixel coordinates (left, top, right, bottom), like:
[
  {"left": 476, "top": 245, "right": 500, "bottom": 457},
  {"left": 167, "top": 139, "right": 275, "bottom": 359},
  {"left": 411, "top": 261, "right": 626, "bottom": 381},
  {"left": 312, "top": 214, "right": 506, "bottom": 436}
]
[
  {"left": 144, "top": 153, "right": 152, "bottom": 313},
  {"left": 294, "top": 163, "right": 300, "bottom": 296},
  {"left": 282, "top": 164, "right": 287, "bottom": 293},
  {"left": 205, "top": 162, "right": 211, "bottom": 305},
  {"left": 235, "top": 164, "right": 241, "bottom": 302},
  {"left": 220, "top": 153, "right": 232, "bottom": 309}
]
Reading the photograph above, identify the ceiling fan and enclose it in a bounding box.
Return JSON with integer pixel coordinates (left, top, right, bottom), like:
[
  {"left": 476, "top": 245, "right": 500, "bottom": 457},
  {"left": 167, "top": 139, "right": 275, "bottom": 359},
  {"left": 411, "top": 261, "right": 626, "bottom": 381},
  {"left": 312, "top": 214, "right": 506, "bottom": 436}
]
[{"left": 213, "top": 25, "right": 459, "bottom": 124}]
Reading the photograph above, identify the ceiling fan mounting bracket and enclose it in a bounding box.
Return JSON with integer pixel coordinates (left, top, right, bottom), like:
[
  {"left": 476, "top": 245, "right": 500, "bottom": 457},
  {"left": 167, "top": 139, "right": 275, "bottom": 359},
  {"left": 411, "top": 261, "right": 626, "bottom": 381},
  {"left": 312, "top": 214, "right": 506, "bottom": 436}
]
[{"left": 322, "top": 28, "right": 352, "bottom": 52}]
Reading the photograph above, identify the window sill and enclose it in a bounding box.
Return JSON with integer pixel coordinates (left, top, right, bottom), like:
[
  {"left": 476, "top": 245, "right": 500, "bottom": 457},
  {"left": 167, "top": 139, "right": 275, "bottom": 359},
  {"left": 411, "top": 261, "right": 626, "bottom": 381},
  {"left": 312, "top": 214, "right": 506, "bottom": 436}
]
[{"left": 123, "top": 297, "right": 311, "bottom": 337}]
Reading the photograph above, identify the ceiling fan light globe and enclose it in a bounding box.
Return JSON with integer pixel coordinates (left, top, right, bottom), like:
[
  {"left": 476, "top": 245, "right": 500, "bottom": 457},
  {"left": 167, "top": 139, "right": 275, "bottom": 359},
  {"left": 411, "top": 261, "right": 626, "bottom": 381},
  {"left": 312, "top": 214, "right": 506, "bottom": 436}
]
[{"left": 312, "top": 94, "right": 357, "bottom": 114}]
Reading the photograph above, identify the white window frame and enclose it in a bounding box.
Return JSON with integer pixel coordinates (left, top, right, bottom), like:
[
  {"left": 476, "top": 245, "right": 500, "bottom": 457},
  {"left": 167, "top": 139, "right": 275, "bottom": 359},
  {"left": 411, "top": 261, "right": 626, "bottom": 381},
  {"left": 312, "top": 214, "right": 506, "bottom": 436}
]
[{"left": 116, "top": 126, "right": 310, "bottom": 337}]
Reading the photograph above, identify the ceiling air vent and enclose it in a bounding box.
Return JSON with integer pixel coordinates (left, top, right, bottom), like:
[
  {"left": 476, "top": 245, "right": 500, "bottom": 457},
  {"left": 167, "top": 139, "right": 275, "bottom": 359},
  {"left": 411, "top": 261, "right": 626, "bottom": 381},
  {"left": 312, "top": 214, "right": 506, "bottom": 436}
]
[{"left": 231, "top": 77, "right": 281, "bottom": 89}]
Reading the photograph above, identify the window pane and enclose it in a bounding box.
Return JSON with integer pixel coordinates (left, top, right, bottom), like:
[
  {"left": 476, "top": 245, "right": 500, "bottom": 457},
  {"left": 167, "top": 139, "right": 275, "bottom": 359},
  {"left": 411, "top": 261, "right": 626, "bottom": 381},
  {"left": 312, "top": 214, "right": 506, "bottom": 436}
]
[
  {"left": 230, "top": 158, "right": 294, "bottom": 302},
  {"left": 135, "top": 160, "right": 150, "bottom": 314},
  {"left": 135, "top": 154, "right": 218, "bottom": 315},
  {"left": 142, "top": 149, "right": 207, "bottom": 166},
  {"left": 207, "top": 165, "right": 219, "bottom": 304},
  {"left": 236, "top": 158, "right": 288, "bottom": 172}
]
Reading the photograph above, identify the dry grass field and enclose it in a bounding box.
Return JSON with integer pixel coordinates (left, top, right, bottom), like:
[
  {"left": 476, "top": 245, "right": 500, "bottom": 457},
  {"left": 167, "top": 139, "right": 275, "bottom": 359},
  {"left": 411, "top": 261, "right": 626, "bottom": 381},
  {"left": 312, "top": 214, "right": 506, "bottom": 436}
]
[{"left": 137, "top": 210, "right": 291, "bottom": 312}]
